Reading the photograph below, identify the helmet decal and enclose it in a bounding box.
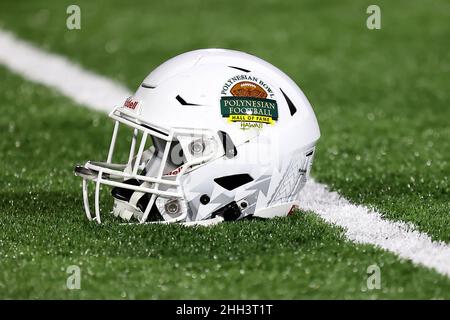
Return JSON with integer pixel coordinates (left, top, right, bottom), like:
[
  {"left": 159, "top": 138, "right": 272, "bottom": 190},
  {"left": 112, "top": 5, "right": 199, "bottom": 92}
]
[{"left": 220, "top": 74, "right": 279, "bottom": 130}]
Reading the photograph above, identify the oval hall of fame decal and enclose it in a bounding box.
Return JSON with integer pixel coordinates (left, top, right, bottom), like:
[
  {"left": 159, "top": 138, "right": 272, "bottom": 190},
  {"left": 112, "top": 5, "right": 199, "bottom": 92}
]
[{"left": 220, "top": 75, "right": 279, "bottom": 130}]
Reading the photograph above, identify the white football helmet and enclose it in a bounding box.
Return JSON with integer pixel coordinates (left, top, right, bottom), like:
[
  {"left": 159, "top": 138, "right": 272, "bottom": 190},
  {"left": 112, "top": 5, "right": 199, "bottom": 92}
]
[{"left": 74, "top": 49, "right": 320, "bottom": 225}]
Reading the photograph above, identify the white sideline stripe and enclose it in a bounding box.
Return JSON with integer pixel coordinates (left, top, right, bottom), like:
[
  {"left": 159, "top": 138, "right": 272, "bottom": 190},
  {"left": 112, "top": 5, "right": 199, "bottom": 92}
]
[
  {"left": 0, "top": 30, "right": 130, "bottom": 112},
  {"left": 299, "top": 181, "right": 450, "bottom": 277},
  {"left": 1, "top": 28, "right": 450, "bottom": 277}
]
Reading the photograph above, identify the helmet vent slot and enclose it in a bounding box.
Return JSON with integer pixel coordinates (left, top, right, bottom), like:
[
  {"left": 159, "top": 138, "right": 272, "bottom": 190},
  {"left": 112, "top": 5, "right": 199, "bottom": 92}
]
[
  {"left": 175, "top": 95, "right": 201, "bottom": 106},
  {"left": 280, "top": 88, "right": 297, "bottom": 116},
  {"left": 214, "top": 174, "right": 253, "bottom": 191},
  {"left": 111, "top": 179, "right": 141, "bottom": 202}
]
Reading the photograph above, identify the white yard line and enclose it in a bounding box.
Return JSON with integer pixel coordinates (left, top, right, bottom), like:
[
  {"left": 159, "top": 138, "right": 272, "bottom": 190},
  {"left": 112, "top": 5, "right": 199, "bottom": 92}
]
[{"left": 1, "top": 29, "right": 450, "bottom": 277}]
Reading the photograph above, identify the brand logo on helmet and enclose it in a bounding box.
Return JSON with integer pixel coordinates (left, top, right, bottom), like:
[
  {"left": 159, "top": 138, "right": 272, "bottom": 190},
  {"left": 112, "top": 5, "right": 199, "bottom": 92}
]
[
  {"left": 220, "top": 75, "right": 278, "bottom": 130},
  {"left": 123, "top": 97, "right": 141, "bottom": 112}
]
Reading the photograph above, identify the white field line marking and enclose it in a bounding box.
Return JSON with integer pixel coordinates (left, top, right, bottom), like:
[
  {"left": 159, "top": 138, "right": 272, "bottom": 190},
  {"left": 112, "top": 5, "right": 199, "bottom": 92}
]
[
  {"left": 0, "top": 30, "right": 130, "bottom": 112},
  {"left": 299, "top": 181, "right": 450, "bottom": 277},
  {"left": 1, "top": 29, "right": 450, "bottom": 277}
]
